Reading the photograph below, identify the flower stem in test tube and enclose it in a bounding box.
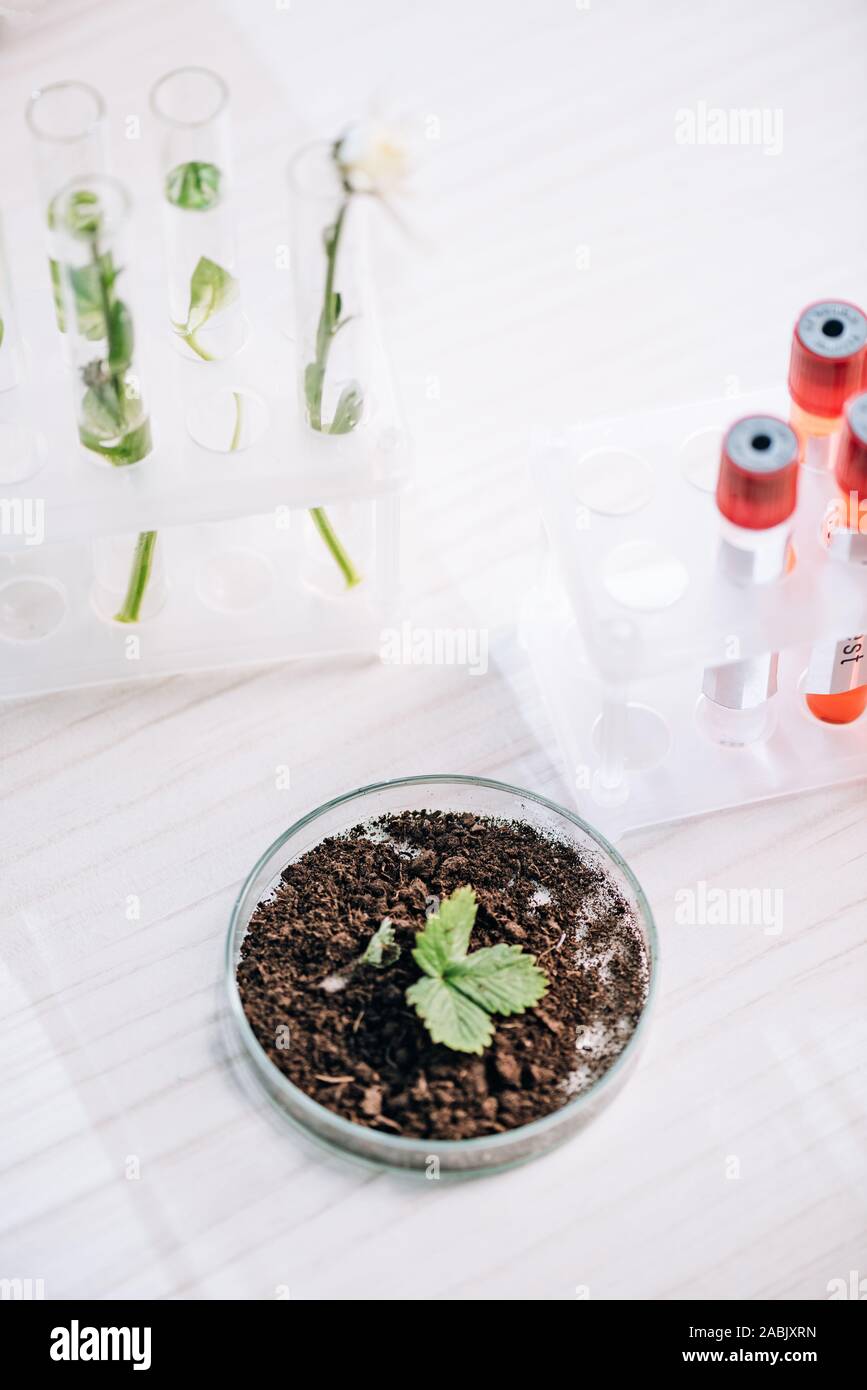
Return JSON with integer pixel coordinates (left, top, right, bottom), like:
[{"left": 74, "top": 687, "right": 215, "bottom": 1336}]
[
  {"left": 292, "top": 119, "right": 412, "bottom": 587},
  {"left": 290, "top": 140, "right": 371, "bottom": 588}
]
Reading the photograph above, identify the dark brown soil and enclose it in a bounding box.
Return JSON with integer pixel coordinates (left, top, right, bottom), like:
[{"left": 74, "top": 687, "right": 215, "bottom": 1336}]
[{"left": 236, "top": 810, "right": 649, "bottom": 1141}]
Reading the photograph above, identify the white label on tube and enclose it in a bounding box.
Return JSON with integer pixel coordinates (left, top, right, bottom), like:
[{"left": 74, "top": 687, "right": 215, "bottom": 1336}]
[
  {"left": 826, "top": 526, "right": 867, "bottom": 564},
  {"left": 702, "top": 652, "right": 779, "bottom": 710},
  {"left": 802, "top": 433, "right": 832, "bottom": 473},
  {"left": 806, "top": 636, "right": 867, "bottom": 695}
]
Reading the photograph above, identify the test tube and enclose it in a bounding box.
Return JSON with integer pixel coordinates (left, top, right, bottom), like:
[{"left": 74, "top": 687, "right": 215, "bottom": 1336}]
[
  {"left": 149, "top": 67, "right": 246, "bottom": 361},
  {"left": 698, "top": 416, "right": 799, "bottom": 746},
  {"left": 25, "top": 81, "right": 109, "bottom": 344},
  {"left": 788, "top": 300, "right": 867, "bottom": 471},
  {"left": 803, "top": 391, "right": 867, "bottom": 724},
  {"left": 49, "top": 175, "right": 152, "bottom": 467}
]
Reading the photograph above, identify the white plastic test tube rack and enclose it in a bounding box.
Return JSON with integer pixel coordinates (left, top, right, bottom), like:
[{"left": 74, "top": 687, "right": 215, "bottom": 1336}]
[
  {"left": 0, "top": 190, "right": 410, "bottom": 699},
  {"left": 521, "top": 389, "right": 867, "bottom": 840}
]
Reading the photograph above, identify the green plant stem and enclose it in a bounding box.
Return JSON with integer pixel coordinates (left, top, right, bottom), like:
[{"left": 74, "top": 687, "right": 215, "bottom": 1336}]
[
  {"left": 308, "top": 199, "right": 348, "bottom": 431},
  {"left": 114, "top": 530, "right": 158, "bottom": 624},
  {"left": 179, "top": 314, "right": 242, "bottom": 454},
  {"left": 176, "top": 297, "right": 241, "bottom": 449},
  {"left": 49, "top": 257, "right": 66, "bottom": 332},
  {"left": 77, "top": 222, "right": 150, "bottom": 465},
  {"left": 310, "top": 506, "right": 361, "bottom": 588},
  {"left": 90, "top": 228, "right": 126, "bottom": 426},
  {"left": 305, "top": 197, "right": 361, "bottom": 587},
  {"left": 180, "top": 330, "right": 214, "bottom": 362},
  {"left": 230, "top": 391, "right": 243, "bottom": 451}
]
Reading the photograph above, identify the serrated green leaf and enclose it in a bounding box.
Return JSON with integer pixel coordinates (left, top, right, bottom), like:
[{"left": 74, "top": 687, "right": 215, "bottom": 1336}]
[
  {"left": 406, "top": 885, "right": 549, "bottom": 1054},
  {"left": 434, "top": 885, "right": 477, "bottom": 958},
  {"left": 411, "top": 885, "right": 478, "bottom": 977},
  {"left": 411, "top": 918, "right": 456, "bottom": 978},
  {"left": 446, "top": 943, "right": 548, "bottom": 1015},
  {"left": 359, "top": 918, "right": 400, "bottom": 968},
  {"left": 165, "top": 161, "right": 222, "bottom": 212},
  {"left": 406, "top": 976, "right": 494, "bottom": 1055}
]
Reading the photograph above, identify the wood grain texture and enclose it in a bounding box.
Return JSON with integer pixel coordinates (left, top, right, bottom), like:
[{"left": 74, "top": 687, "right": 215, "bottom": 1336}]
[{"left": 1, "top": 0, "right": 866, "bottom": 1300}]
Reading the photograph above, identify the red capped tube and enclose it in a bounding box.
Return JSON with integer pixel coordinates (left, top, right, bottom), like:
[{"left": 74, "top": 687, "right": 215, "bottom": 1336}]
[
  {"left": 788, "top": 300, "right": 867, "bottom": 418},
  {"left": 835, "top": 391, "right": 867, "bottom": 501},
  {"left": 716, "top": 415, "right": 799, "bottom": 530}
]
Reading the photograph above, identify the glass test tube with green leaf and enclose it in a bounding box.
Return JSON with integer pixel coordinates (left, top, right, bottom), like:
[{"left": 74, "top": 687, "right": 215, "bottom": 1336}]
[
  {"left": 51, "top": 176, "right": 158, "bottom": 624},
  {"left": 288, "top": 142, "right": 375, "bottom": 589},
  {"left": 150, "top": 67, "right": 246, "bottom": 366},
  {"left": 25, "top": 81, "right": 109, "bottom": 344},
  {"left": 50, "top": 176, "right": 152, "bottom": 466}
]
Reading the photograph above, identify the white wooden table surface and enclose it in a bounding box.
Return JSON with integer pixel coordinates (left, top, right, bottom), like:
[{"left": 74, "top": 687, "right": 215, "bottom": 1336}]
[{"left": 2, "top": 0, "right": 866, "bottom": 1300}]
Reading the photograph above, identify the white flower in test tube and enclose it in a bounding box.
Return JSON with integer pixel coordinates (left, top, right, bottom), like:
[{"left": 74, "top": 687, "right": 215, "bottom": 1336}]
[{"left": 335, "top": 118, "right": 414, "bottom": 195}]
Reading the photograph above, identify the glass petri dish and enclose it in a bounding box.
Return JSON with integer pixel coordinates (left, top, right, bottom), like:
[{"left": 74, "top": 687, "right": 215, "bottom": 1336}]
[{"left": 224, "top": 774, "right": 657, "bottom": 1179}]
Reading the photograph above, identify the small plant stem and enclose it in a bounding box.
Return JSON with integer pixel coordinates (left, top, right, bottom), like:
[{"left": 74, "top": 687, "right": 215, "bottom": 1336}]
[
  {"left": 310, "top": 506, "right": 361, "bottom": 588},
  {"left": 180, "top": 331, "right": 214, "bottom": 362},
  {"left": 177, "top": 319, "right": 241, "bottom": 449},
  {"left": 309, "top": 199, "right": 348, "bottom": 431},
  {"left": 114, "top": 530, "right": 158, "bottom": 624},
  {"left": 305, "top": 196, "right": 361, "bottom": 587},
  {"left": 230, "top": 391, "right": 243, "bottom": 451},
  {"left": 180, "top": 322, "right": 242, "bottom": 452},
  {"left": 90, "top": 228, "right": 125, "bottom": 425}
]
